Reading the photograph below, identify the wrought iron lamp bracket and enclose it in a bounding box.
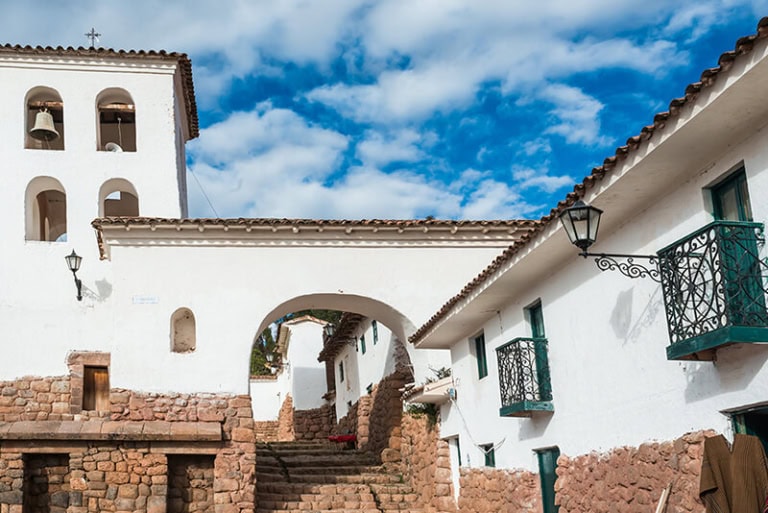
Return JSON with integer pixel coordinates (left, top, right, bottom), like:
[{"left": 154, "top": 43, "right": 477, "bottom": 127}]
[{"left": 580, "top": 252, "right": 661, "bottom": 283}]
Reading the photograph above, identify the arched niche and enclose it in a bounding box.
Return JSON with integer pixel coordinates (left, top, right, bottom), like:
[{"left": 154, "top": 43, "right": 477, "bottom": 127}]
[
  {"left": 25, "top": 176, "right": 67, "bottom": 242},
  {"left": 171, "top": 307, "right": 196, "bottom": 353},
  {"left": 96, "top": 88, "right": 136, "bottom": 152},
  {"left": 25, "top": 86, "right": 64, "bottom": 151},
  {"left": 99, "top": 178, "right": 139, "bottom": 217}
]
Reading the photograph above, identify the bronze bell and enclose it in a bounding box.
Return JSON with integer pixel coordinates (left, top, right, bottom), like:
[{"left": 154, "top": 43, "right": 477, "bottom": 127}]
[{"left": 30, "top": 109, "right": 60, "bottom": 141}]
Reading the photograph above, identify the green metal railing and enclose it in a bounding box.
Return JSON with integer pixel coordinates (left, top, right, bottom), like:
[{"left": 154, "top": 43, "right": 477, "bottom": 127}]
[
  {"left": 496, "top": 337, "right": 552, "bottom": 416},
  {"left": 657, "top": 220, "right": 768, "bottom": 350}
]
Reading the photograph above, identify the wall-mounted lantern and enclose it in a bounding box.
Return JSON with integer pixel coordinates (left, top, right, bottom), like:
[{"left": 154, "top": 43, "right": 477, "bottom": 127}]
[
  {"left": 559, "top": 200, "right": 660, "bottom": 281},
  {"left": 64, "top": 250, "right": 83, "bottom": 301}
]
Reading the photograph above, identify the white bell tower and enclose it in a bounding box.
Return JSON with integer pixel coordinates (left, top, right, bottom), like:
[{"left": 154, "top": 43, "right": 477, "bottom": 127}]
[{"left": 0, "top": 44, "right": 198, "bottom": 377}]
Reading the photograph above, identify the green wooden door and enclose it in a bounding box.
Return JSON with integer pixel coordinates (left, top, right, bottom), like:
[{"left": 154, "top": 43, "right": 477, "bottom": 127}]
[
  {"left": 537, "top": 447, "right": 560, "bottom": 513},
  {"left": 712, "top": 171, "right": 767, "bottom": 326}
]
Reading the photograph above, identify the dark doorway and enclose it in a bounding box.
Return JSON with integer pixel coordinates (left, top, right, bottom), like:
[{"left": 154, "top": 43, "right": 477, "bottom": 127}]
[
  {"left": 167, "top": 455, "right": 215, "bottom": 513},
  {"left": 23, "top": 454, "right": 70, "bottom": 513}
]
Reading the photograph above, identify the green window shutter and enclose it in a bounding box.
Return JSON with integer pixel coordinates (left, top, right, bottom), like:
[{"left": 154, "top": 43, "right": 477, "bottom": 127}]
[
  {"left": 339, "top": 362, "right": 344, "bottom": 382},
  {"left": 536, "top": 447, "right": 560, "bottom": 513},
  {"left": 372, "top": 321, "right": 378, "bottom": 344},
  {"left": 360, "top": 335, "right": 366, "bottom": 354},
  {"left": 529, "top": 302, "right": 545, "bottom": 338},
  {"left": 712, "top": 169, "right": 752, "bottom": 222},
  {"left": 474, "top": 333, "right": 488, "bottom": 379}
]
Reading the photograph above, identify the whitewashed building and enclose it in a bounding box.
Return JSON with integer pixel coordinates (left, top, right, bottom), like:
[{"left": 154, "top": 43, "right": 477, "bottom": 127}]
[
  {"left": 249, "top": 316, "right": 328, "bottom": 421},
  {"left": 409, "top": 18, "right": 768, "bottom": 513},
  {"left": 319, "top": 313, "right": 400, "bottom": 421}
]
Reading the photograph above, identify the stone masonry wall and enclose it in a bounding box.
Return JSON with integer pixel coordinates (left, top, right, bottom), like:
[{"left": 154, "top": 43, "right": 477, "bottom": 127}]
[
  {"left": 556, "top": 430, "right": 714, "bottom": 513},
  {"left": 331, "top": 372, "right": 408, "bottom": 457},
  {"left": 253, "top": 421, "right": 278, "bottom": 442},
  {"left": 0, "top": 376, "right": 73, "bottom": 422},
  {"left": 276, "top": 395, "right": 294, "bottom": 441},
  {"left": 458, "top": 467, "right": 541, "bottom": 513},
  {"left": 0, "top": 373, "right": 257, "bottom": 513},
  {"left": 401, "top": 414, "right": 456, "bottom": 513},
  {"left": 364, "top": 372, "right": 407, "bottom": 457},
  {"left": 292, "top": 404, "right": 335, "bottom": 441}
]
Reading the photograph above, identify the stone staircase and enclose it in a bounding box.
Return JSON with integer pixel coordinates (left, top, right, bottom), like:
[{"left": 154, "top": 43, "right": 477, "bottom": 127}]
[{"left": 256, "top": 441, "right": 423, "bottom": 513}]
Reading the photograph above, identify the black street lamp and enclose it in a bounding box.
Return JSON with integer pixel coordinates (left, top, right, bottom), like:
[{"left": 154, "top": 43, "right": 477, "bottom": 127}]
[{"left": 64, "top": 250, "right": 83, "bottom": 301}]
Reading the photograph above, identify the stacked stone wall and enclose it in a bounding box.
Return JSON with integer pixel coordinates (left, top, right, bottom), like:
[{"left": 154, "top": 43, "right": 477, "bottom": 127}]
[
  {"left": 23, "top": 454, "right": 70, "bottom": 513},
  {"left": 276, "top": 395, "right": 294, "bottom": 441},
  {"left": 400, "top": 414, "right": 456, "bottom": 513},
  {"left": 556, "top": 430, "right": 713, "bottom": 513},
  {"left": 292, "top": 404, "right": 335, "bottom": 441},
  {"left": 167, "top": 455, "right": 215, "bottom": 513},
  {"left": 0, "top": 374, "right": 256, "bottom": 513},
  {"left": 331, "top": 372, "right": 407, "bottom": 457},
  {"left": 364, "top": 372, "right": 407, "bottom": 456},
  {"left": 334, "top": 401, "right": 358, "bottom": 438},
  {"left": 458, "top": 467, "right": 541, "bottom": 513},
  {"left": 253, "top": 421, "right": 278, "bottom": 442},
  {"left": 0, "top": 376, "right": 73, "bottom": 422}
]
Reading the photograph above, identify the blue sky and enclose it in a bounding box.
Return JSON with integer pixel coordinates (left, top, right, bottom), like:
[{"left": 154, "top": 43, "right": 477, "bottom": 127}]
[{"left": 4, "top": 1, "right": 767, "bottom": 220}]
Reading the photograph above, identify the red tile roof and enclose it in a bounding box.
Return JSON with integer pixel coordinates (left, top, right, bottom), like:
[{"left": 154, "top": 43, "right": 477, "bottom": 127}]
[
  {"left": 408, "top": 16, "right": 768, "bottom": 346},
  {"left": 93, "top": 217, "right": 539, "bottom": 230},
  {"left": 318, "top": 312, "right": 365, "bottom": 362},
  {"left": 0, "top": 44, "right": 198, "bottom": 139}
]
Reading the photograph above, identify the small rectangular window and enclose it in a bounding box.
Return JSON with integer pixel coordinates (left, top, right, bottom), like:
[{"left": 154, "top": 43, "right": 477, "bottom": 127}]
[
  {"left": 83, "top": 366, "right": 109, "bottom": 411},
  {"left": 360, "top": 335, "right": 366, "bottom": 354},
  {"left": 482, "top": 444, "right": 495, "bottom": 468},
  {"left": 473, "top": 333, "right": 488, "bottom": 379},
  {"left": 338, "top": 362, "right": 345, "bottom": 383},
  {"left": 372, "top": 320, "right": 379, "bottom": 344}
]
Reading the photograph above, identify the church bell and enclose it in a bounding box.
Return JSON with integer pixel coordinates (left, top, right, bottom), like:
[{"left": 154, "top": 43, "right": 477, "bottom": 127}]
[{"left": 29, "top": 109, "right": 60, "bottom": 141}]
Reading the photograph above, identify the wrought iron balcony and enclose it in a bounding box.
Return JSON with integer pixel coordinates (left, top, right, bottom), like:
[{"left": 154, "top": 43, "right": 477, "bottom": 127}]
[
  {"left": 495, "top": 337, "right": 553, "bottom": 417},
  {"left": 657, "top": 220, "right": 768, "bottom": 360}
]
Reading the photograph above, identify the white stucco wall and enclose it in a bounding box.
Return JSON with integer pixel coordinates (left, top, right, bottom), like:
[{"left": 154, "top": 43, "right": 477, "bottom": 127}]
[
  {"left": 249, "top": 376, "right": 289, "bottom": 421},
  {"left": 285, "top": 318, "right": 328, "bottom": 411},
  {"left": 438, "top": 105, "right": 768, "bottom": 473}
]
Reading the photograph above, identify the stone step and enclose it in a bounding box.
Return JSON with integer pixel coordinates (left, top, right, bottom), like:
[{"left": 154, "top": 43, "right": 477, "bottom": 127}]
[
  {"left": 257, "top": 472, "right": 405, "bottom": 484},
  {"left": 261, "top": 464, "right": 385, "bottom": 475},
  {"left": 257, "top": 492, "right": 376, "bottom": 502},
  {"left": 257, "top": 452, "right": 378, "bottom": 464},
  {"left": 257, "top": 509, "right": 381, "bottom": 513},
  {"left": 257, "top": 482, "right": 372, "bottom": 495}
]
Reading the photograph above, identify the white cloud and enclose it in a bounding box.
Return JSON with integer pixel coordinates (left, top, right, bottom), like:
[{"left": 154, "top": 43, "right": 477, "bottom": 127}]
[
  {"left": 540, "top": 84, "right": 612, "bottom": 146},
  {"left": 512, "top": 167, "right": 574, "bottom": 194},
  {"left": 355, "top": 129, "right": 432, "bottom": 167}
]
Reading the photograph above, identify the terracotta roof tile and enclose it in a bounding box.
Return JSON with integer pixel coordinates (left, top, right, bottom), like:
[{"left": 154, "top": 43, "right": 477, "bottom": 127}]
[
  {"left": 318, "top": 313, "right": 365, "bottom": 362},
  {"left": 409, "top": 16, "right": 768, "bottom": 345},
  {"left": 0, "top": 44, "right": 198, "bottom": 138},
  {"left": 93, "top": 216, "right": 539, "bottom": 229}
]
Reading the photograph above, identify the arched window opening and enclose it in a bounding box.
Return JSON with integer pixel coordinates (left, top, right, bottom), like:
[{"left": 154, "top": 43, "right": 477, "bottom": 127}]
[
  {"left": 25, "top": 177, "right": 67, "bottom": 242},
  {"left": 25, "top": 87, "right": 64, "bottom": 150},
  {"left": 99, "top": 179, "right": 139, "bottom": 217},
  {"left": 97, "top": 88, "right": 136, "bottom": 152},
  {"left": 171, "top": 308, "right": 196, "bottom": 353}
]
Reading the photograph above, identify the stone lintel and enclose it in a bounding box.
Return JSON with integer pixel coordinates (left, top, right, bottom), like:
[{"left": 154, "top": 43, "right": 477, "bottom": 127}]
[{"left": 0, "top": 420, "right": 222, "bottom": 441}]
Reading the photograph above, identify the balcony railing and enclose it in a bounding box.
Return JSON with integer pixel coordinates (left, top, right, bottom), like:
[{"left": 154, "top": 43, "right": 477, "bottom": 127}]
[
  {"left": 657, "top": 220, "right": 768, "bottom": 360},
  {"left": 495, "top": 337, "right": 553, "bottom": 417}
]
